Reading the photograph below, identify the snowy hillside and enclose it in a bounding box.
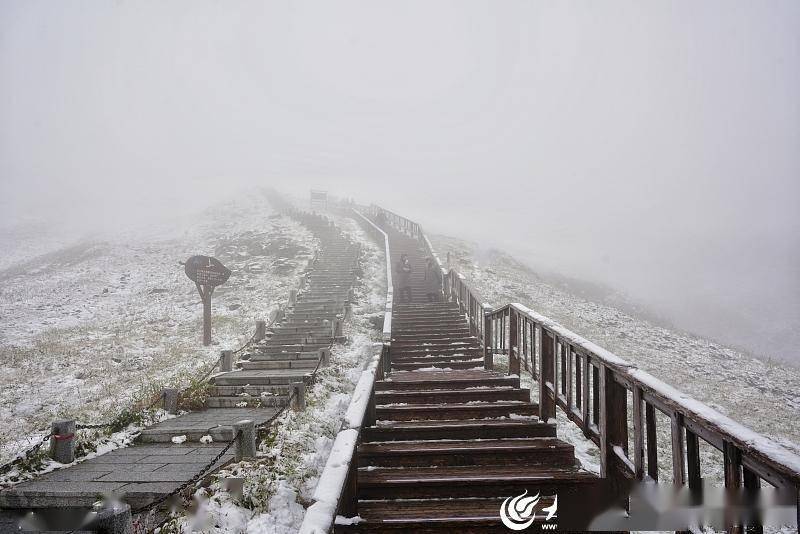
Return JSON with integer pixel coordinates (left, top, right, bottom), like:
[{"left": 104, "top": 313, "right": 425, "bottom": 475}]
[
  {"left": 431, "top": 234, "right": 800, "bottom": 482},
  {"left": 0, "top": 192, "right": 315, "bottom": 464}
]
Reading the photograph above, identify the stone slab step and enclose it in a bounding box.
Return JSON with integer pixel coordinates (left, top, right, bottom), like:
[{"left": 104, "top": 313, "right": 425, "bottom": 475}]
[
  {"left": 209, "top": 385, "right": 291, "bottom": 396},
  {"left": 205, "top": 395, "right": 289, "bottom": 409},
  {"left": 239, "top": 359, "right": 318, "bottom": 371},
  {"left": 212, "top": 370, "right": 310, "bottom": 386}
]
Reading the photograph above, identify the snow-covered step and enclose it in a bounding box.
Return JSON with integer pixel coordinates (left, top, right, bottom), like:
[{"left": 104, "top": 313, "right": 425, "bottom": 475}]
[
  {"left": 212, "top": 369, "right": 311, "bottom": 386},
  {"left": 375, "top": 371, "right": 520, "bottom": 391},
  {"left": 205, "top": 395, "right": 289, "bottom": 409},
  {"left": 390, "top": 359, "right": 483, "bottom": 371},
  {"left": 239, "top": 359, "right": 318, "bottom": 371}
]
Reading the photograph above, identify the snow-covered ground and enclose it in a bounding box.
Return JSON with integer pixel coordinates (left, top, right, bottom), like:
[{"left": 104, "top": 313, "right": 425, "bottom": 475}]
[
  {"left": 0, "top": 191, "right": 316, "bottom": 464},
  {"left": 431, "top": 234, "right": 800, "bottom": 487},
  {"left": 162, "top": 213, "right": 386, "bottom": 533}
]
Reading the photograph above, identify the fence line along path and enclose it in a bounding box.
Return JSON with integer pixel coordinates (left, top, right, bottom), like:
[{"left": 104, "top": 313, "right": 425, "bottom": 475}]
[{"left": 0, "top": 208, "right": 362, "bottom": 533}]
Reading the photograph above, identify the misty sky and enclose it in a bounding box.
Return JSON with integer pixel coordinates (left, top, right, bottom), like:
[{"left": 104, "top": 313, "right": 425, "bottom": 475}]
[{"left": 1, "top": 1, "right": 798, "bottom": 361}]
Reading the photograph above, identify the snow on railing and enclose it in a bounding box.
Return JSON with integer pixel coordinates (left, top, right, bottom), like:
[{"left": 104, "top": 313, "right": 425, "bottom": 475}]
[{"left": 370, "top": 203, "right": 800, "bottom": 530}]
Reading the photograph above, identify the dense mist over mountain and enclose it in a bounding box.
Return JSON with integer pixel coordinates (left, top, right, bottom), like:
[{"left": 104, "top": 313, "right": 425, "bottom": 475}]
[{"left": 2, "top": 1, "right": 798, "bottom": 361}]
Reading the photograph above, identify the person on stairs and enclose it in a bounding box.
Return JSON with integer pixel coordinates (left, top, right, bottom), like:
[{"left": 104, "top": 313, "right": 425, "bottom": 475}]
[
  {"left": 396, "top": 254, "right": 413, "bottom": 303},
  {"left": 423, "top": 256, "right": 441, "bottom": 302}
]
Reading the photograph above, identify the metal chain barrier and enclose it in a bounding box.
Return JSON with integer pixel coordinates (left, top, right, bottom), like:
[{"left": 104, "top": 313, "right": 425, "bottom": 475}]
[
  {"left": 0, "top": 432, "right": 52, "bottom": 477},
  {"left": 75, "top": 390, "right": 165, "bottom": 431},
  {"left": 130, "top": 430, "right": 239, "bottom": 531}
]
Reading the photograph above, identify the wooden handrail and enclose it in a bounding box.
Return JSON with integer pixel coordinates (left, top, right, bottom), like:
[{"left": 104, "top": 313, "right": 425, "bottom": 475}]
[{"left": 370, "top": 203, "right": 800, "bottom": 522}]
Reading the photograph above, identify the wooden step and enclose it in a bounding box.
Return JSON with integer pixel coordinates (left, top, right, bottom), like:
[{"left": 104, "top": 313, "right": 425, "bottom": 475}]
[
  {"left": 333, "top": 497, "right": 552, "bottom": 532},
  {"left": 390, "top": 359, "right": 484, "bottom": 371},
  {"left": 357, "top": 464, "right": 596, "bottom": 499},
  {"left": 358, "top": 437, "right": 575, "bottom": 468},
  {"left": 376, "top": 401, "right": 537, "bottom": 421},
  {"left": 364, "top": 418, "right": 556, "bottom": 442},
  {"left": 393, "top": 346, "right": 482, "bottom": 357},
  {"left": 390, "top": 339, "right": 479, "bottom": 349},
  {"left": 376, "top": 372, "right": 519, "bottom": 391},
  {"left": 376, "top": 387, "right": 529, "bottom": 405},
  {"left": 391, "top": 352, "right": 481, "bottom": 363}
]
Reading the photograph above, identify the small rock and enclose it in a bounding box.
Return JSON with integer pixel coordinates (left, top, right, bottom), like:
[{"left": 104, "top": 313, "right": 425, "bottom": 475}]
[{"left": 171, "top": 435, "right": 187, "bottom": 444}]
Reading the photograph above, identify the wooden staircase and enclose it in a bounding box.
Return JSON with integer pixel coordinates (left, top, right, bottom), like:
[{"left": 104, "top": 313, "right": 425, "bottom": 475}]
[{"left": 336, "top": 228, "right": 597, "bottom": 532}]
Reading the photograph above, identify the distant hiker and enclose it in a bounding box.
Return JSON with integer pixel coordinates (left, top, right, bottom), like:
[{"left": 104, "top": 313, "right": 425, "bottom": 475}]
[
  {"left": 376, "top": 211, "right": 387, "bottom": 228},
  {"left": 396, "top": 254, "right": 413, "bottom": 302},
  {"left": 423, "top": 257, "right": 441, "bottom": 302}
]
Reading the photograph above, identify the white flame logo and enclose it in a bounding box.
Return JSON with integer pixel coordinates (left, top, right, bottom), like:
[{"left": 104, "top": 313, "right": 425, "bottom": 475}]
[
  {"left": 499, "top": 491, "right": 557, "bottom": 530},
  {"left": 500, "top": 490, "right": 539, "bottom": 530}
]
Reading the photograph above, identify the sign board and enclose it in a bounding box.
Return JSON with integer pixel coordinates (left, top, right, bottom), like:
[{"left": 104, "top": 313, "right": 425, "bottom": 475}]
[{"left": 184, "top": 255, "right": 231, "bottom": 287}]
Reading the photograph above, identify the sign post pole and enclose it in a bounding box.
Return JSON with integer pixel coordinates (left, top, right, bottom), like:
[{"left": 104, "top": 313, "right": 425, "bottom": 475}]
[
  {"left": 184, "top": 256, "right": 231, "bottom": 347},
  {"left": 196, "top": 282, "right": 214, "bottom": 346}
]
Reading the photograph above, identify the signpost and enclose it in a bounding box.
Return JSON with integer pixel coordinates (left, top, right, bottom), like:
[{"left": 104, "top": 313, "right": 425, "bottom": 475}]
[{"left": 183, "top": 255, "right": 231, "bottom": 346}]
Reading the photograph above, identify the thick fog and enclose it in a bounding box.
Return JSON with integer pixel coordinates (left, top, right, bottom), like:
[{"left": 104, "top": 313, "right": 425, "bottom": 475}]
[{"left": 2, "top": 1, "right": 798, "bottom": 361}]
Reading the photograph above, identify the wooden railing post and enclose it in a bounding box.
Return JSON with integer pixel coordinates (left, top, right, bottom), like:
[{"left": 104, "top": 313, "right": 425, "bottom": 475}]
[
  {"left": 538, "top": 327, "right": 556, "bottom": 423},
  {"left": 724, "top": 440, "right": 744, "bottom": 534},
  {"left": 645, "top": 403, "right": 659, "bottom": 481},
  {"left": 484, "top": 312, "right": 493, "bottom": 370},
  {"left": 339, "top": 449, "right": 358, "bottom": 517},
  {"left": 508, "top": 309, "right": 520, "bottom": 376},
  {"left": 671, "top": 413, "right": 686, "bottom": 485},
  {"left": 632, "top": 387, "right": 645, "bottom": 480},
  {"left": 600, "top": 365, "right": 628, "bottom": 501}
]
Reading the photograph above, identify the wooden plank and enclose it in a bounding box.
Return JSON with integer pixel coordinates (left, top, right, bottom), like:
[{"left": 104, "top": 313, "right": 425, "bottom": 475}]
[
  {"left": 581, "top": 353, "right": 589, "bottom": 426},
  {"left": 645, "top": 403, "right": 658, "bottom": 481},
  {"left": 538, "top": 327, "right": 556, "bottom": 422},
  {"left": 671, "top": 412, "right": 686, "bottom": 485},
  {"left": 483, "top": 313, "right": 493, "bottom": 370},
  {"left": 724, "top": 441, "right": 743, "bottom": 488},
  {"left": 592, "top": 364, "right": 600, "bottom": 427},
  {"left": 724, "top": 441, "right": 743, "bottom": 534},
  {"left": 508, "top": 309, "right": 519, "bottom": 376},
  {"left": 600, "top": 365, "right": 629, "bottom": 497},
  {"left": 633, "top": 387, "right": 644, "bottom": 480},
  {"left": 686, "top": 428, "right": 701, "bottom": 490},
  {"left": 566, "top": 344, "right": 573, "bottom": 410},
  {"left": 560, "top": 343, "right": 568, "bottom": 397}
]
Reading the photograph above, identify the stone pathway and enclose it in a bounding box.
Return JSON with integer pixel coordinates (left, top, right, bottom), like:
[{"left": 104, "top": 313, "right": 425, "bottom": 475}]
[{"left": 0, "top": 207, "right": 363, "bottom": 532}]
